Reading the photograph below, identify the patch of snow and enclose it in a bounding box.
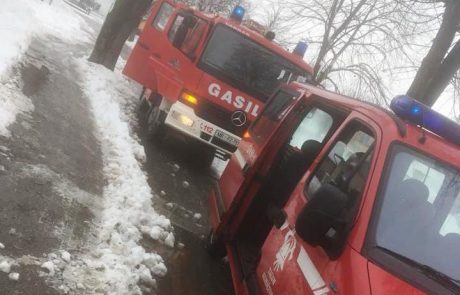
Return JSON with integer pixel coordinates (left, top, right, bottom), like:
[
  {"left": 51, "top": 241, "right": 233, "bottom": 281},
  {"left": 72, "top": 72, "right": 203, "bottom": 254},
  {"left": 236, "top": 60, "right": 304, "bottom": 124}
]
[
  {"left": 61, "top": 251, "right": 71, "bottom": 263},
  {"left": 172, "top": 163, "right": 181, "bottom": 172},
  {"left": 182, "top": 181, "right": 190, "bottom": 188},
  {"left": 193, "top": 213, "right": 202, "bottom": 221},
  {"left": 74, "top": 59, "right": 173, "bottom": 294},
  {"left": 0, "top": 0, "right": 96, "bottom": 136},
  {"left": 0, "top": 261, "right": 11, "bottom": 273},
  {"left": 8, "top": 272, "right": 19, "bottom": 281},
  {"left": 164, "top": 233, "right": 175, "bottom": 248},
  {"left": 0, "top": 243, "right": 4, "bottom": 249},
  {"left": 160, "top": 190, "right": 167, "bottom": 197},
  {"left": 41, "top": 261, "right": 56, "bottom": 276},
  {"left": 20, "top": 164, "right": 103, "bottom": 217},
  {"left": 0, "top": 78, "right": 34, "bottom": 138}
]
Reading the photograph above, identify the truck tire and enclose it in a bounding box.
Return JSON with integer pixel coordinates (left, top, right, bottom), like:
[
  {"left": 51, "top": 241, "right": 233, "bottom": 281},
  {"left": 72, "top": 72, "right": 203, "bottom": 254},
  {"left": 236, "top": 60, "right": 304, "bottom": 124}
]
[
  {"left": 137, "top": 96, "right": 150, "bottom": 122},
  {"left": 205, "top": 229, "right": 226, "bottom": 259},
  {"left": 146, "top": 104, "right": 165, "bottom": 141},
  {"left": 138, "top": 87, "right": 146, "bottom": 101}
]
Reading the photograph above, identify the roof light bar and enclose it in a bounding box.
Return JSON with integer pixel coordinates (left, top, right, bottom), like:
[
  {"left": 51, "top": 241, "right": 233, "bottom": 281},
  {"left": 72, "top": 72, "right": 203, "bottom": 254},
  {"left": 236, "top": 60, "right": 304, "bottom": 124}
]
[
  {"left": 231, "top": 5, "right": 245, "bottom": 22},
  {"left": 390, "top": 95, "right": 460, "bottom": 146}
]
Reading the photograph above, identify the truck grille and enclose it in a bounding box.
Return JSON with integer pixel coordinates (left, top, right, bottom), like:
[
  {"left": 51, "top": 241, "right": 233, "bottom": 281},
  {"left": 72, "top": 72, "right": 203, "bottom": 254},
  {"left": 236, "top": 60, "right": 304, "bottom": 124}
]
[{"left": 195, "top": 101, "right": 249, "bottom": 137}]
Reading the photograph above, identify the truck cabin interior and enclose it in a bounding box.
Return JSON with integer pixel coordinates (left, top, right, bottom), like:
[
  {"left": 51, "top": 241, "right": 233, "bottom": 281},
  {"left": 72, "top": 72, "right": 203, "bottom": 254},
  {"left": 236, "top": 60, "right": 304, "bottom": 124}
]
[{"left": 229, "top": 100, "right": 357, "bottom": 283}]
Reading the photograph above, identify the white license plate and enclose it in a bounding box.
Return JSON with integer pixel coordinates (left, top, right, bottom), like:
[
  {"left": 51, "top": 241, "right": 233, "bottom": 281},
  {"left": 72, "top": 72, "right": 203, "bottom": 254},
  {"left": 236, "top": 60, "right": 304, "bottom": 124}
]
[{"left": 214, "top": 130, "right": 239, "bottom": 146}]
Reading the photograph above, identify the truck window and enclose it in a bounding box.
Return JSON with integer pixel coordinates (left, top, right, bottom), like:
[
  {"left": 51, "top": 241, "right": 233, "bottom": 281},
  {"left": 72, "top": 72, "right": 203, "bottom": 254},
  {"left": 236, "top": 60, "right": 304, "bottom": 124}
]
[
  {"left": 306, "top": 122, "right": 375, "bottom": 207},
  {"left": 152, "top": 2, "right": 174, "bottom": 31},
  {"left": 371, "top": 144, "right": 460, "bottom": 289},
  {"left": 249, "top": 89, "right": 298, "bottom": 145},
  {"left": 168, "top": 15, "right": 185, "bottom": 40},
  {"left": 168, "top": 13, "right": 206, "bottom": 58},
  {"left": 289, "top": 108, "right": 333, "bottom": 149},
  {"left": 199, "top": 25, "right": 310, "bottom": 102},
  {"left": 262, "top": 89, "right": 298, "bottom": 121}
]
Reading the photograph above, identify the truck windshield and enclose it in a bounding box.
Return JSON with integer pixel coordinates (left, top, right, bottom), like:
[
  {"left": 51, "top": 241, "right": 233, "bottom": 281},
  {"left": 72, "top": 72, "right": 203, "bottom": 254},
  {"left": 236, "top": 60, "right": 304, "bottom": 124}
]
[
  {"left": 199, "top": 25, "right": 309, "bottom": 102},
  {"left": 374, "top": 144, "right": 460, "bottom": 286}
]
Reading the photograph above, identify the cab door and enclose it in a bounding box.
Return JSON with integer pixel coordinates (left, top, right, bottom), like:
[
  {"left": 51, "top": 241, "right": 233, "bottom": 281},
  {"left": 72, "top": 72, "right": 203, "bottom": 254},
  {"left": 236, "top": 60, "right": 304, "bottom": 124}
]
[
  {"left": 123, "top": 0, "right": 209, "bottom": 99},
  {"left": 256, "top": 116, "right": 380, "bottom": 295}
]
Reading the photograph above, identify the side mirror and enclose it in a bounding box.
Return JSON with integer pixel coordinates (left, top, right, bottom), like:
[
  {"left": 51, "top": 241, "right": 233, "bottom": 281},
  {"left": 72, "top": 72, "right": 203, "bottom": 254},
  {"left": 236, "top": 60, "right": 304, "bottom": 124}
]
[{"left": 295, "top": 184, "right": 348, "bottom": 259}]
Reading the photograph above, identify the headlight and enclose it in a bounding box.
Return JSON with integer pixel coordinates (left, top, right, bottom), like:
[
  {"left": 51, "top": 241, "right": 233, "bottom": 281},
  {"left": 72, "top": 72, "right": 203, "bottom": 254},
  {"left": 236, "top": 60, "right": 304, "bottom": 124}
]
[{"left": 172, "top": 111, "right": 194, "bottom": 127}]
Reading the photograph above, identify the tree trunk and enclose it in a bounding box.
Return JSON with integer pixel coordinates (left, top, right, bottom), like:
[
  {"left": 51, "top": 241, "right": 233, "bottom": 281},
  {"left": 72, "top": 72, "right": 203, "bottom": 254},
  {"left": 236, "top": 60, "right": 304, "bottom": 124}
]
[
  {"left": 406, "top": 0, "right": 460, "bottom": 105},
  {"left": 423, "top": 40, "right": 460, "bottom": 106},
  {"left": 88, "top": 0, "right": 153, "bottom": 71}
]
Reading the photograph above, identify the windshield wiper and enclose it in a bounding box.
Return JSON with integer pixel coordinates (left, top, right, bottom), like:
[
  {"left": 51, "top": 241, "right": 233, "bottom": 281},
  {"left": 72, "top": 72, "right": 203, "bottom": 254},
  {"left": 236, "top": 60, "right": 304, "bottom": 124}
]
[{"left": 377, "top": 246, "right": 460, "bottom": 293}]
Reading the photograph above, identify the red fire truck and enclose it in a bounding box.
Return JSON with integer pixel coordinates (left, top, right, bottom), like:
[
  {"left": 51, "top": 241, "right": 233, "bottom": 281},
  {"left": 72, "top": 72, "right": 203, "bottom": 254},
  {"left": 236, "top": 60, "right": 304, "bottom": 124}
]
[
  {"left": 123, "top": 0, "right": 313, "bottom": 160},
  {"left": 207, "top": 82, "right": 460, "bottom": 294}
]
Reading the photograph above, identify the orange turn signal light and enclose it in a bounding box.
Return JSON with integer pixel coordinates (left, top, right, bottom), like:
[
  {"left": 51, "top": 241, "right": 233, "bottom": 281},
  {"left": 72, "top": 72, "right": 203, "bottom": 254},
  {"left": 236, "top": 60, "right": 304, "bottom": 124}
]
[
  {"left": 181, "top": 92, "right": 198, "bottom": 105},
  {"left": 243, "top": 131, "right": 251, "bottom": 139}
]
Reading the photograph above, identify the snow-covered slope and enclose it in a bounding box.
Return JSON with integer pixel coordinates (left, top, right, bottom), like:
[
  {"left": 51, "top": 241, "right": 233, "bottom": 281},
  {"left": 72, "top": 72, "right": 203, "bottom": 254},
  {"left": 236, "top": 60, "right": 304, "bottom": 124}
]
[
  {"left": 0, "top": 0, "right": 93, "bottom": 137},
  {"left": 0, "top": 1, "right": 174, "bottom": 293}
]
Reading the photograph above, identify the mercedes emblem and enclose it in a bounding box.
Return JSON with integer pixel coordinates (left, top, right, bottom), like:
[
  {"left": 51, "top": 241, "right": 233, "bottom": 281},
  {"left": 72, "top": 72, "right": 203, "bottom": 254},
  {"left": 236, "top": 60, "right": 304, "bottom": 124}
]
[{"left": 231, "top": 110, "right": 247, "bottom": 127}]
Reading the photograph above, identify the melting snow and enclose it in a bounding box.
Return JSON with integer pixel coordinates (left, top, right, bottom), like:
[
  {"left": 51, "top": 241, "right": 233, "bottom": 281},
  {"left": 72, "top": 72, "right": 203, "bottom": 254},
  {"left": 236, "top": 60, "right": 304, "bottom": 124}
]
[
  {"left": 0, "top": 0, "right": 93, "bottom": 136},
  {"left": 0, "top": 261, "right": 11, "bottom": 273},
  {"left": 72, "top": 58, "right": 173, "bottom": 294},
  {"left": 8, "top": 272, "right": 20, "bottom": 281},
  {"left": 41, "top": 261, "right": 56, "bottom": 276}
]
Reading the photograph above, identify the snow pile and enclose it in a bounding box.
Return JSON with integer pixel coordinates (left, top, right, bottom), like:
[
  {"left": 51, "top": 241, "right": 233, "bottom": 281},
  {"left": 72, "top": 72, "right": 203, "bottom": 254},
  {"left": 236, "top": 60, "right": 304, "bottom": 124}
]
[
  {"left": 0, "top": 0, "right": 95, "bottom": 137},
  {"left": 0, "top": 0, "right": 92, "bottom": 80},
  {"left": 73, "top": 59, "right": 173, "bottom": 294},
  {"left": 0, "top": 77, "right": 34, "bottom": 137}
]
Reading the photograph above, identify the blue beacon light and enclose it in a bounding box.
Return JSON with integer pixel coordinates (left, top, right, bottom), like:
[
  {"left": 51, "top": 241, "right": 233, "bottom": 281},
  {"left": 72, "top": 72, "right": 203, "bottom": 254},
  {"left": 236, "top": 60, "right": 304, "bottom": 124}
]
[
  {"left": 231, "top": 5, "right": 245, "bottom": 22},
  {"left": 293, "top": 41, "right": 308, "bottom": 58},
  {"left": 390, "top": 95, "right": 460, "bottom": 146}
]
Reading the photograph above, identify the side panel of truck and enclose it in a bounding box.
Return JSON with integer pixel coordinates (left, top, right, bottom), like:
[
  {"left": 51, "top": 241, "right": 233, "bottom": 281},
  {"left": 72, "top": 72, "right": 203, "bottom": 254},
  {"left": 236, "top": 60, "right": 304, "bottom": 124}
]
[
  {"left": 123, "top": 0, "right": 207, "bottom": 100},
  {"left": 255, "top": 111, "right": 381, "bottom": 295}
]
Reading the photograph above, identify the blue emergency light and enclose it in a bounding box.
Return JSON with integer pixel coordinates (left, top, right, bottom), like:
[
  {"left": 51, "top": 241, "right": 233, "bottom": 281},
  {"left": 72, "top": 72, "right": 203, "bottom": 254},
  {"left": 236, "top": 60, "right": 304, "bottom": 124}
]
[
  {"left": 293, "top": 41, "right": 308, "bottom": 58},
  {"left": 231, "top": 5, "right": 245, "bottom": 22},
  {"left": 390, "top": 95, "right": 460, "bottom": 146}
]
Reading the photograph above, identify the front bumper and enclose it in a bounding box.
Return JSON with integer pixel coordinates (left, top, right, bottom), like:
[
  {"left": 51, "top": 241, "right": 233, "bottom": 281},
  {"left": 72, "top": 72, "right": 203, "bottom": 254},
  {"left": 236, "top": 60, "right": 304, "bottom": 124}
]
[{"left": 164, "top": 101, "right": 241, "bottom": 154}]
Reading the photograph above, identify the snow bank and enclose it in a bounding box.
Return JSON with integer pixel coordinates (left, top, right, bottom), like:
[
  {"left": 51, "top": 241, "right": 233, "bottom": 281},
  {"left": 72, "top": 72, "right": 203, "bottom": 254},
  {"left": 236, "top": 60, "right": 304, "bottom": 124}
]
[
  {"left": 73, "top": 59, "right": 173, "bottom": 294},
  {"left": 0, "top": 78, "right": 34, "bottom": 137},
  {"left": 0, "top": 0, "right": 95, "bottom": 137},
  {"left": 0, "top": 0, "right": 93, "bottom": 80}
]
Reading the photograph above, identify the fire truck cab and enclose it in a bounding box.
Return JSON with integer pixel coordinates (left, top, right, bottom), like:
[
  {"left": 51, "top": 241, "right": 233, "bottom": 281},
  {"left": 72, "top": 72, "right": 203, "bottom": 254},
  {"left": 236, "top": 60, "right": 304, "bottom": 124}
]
[
  {"left": 123, "top": 0, "right": 313, "bottom": 159},
  {"left": 208, "top": 82, "right": 460, "bottom": 295}
]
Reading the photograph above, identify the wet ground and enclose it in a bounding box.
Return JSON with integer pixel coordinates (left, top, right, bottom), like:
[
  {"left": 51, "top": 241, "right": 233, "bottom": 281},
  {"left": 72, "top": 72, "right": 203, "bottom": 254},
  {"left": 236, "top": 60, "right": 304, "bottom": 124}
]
[
  {"left": 137, "top": 130, "right": 233, "bottom": 295},
  {"left": 0, "top": 5, "right": 234, "bottom": 295},
  {"left": 0, "top": 34, "right": 103, "bottom": 294}
]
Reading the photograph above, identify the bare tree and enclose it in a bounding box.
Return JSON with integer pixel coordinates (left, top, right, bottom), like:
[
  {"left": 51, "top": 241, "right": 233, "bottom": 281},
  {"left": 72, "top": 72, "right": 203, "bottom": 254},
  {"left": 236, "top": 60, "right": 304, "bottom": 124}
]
[
  {"left": 407, "top": 0, "right": 460, "bottom": 106},
  {"left": 257, "top": 0, "right": 446, "bottom": 104},
  {"left": 89, "top": 0, "right": 153, "bottom": 70}
]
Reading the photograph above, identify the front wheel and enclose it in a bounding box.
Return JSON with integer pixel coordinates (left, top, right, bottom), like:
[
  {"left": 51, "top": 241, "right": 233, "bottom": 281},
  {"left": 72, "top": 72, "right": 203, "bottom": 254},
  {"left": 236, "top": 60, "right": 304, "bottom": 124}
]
[{"left": 146, "top": 104, "right": 165, "bottom": 141}]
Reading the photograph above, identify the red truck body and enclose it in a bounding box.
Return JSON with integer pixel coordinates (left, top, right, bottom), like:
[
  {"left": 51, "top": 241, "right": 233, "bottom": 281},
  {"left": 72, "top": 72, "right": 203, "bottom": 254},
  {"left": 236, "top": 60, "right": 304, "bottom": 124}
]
[
  {"left": 209, "top": 82, "right": 460, "bottom": 295},
  {"left": 123, "top": 0, "right": 312, "bottom": 155}
]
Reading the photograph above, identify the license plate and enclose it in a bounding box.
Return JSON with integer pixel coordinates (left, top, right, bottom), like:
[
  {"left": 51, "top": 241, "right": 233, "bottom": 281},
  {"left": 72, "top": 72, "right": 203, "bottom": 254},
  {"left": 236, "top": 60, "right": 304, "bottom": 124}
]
[{"left": 214, "top": 130, "right": 239, "bottom": 146}]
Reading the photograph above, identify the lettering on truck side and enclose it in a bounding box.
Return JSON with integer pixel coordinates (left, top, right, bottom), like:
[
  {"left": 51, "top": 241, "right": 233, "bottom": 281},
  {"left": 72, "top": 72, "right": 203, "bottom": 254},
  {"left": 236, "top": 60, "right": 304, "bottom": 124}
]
[{"left": 208, "top": 83, "right": 260, "bottom": 117}]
